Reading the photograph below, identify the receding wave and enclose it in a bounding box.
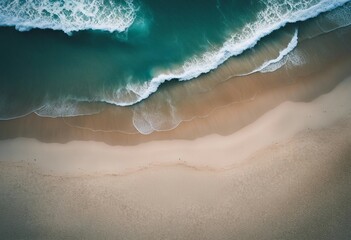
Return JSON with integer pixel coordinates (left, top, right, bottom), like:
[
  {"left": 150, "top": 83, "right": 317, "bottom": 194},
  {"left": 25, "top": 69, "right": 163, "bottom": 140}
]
[
  {"left": 0, "top": 0, "right": 137, "bottom": 34},
  {"left": 239, "top": 29, "right": 299, "bottom": 76},
  {"left": 101, "top": 0, "right": 350, "bottom": 107},
  {"left": 35, "top": 98, "right": 104, "bottom": 118},
  {"left": 0, "top": 0, "right": 350, "bottom": 124}
]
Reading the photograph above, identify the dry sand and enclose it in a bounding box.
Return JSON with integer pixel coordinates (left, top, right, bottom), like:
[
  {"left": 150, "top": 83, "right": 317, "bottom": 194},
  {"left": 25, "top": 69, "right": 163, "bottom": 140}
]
[
  {"left": 1, "top": 22, "right": 351, "bottom": 240},
  {"left": 0, "top": 76, "right": 351, "bottom": 239}
]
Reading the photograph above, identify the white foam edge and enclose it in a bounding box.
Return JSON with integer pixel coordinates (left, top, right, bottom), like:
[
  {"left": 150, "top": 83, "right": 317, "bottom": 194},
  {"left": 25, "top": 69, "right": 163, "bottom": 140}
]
[
  {"left": 0, "top": 0, "right": 137, "bottom": 34},
  {"left": 102, "top": 0, "right": 350, "bottom": 107},
  {"left": 237, "top": 28, "right": 299, "bottom": 76}
]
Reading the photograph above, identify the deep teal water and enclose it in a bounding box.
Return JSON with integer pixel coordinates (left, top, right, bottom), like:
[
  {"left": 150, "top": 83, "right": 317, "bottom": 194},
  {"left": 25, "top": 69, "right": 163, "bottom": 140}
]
[{"left": 0, "top": 0, "right": 350, "bottom": 118}]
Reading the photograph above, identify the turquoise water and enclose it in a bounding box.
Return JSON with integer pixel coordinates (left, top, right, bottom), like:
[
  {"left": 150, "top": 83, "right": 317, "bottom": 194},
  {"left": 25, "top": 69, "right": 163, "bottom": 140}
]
[{"left": 0, "top": 0, "right": 350, "bottom": 119}]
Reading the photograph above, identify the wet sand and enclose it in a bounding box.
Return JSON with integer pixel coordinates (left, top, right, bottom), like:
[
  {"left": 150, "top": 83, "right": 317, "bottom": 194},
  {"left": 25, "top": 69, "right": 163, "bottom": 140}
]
[
  {"left": 1, "top": 76, "right": 351, "bottom": 239},
  {"left": 0, "top": 26, "right": 351, "bottom": 145},
  {"left": 0, "top": 19, "right": 351, "bottom": 240}
]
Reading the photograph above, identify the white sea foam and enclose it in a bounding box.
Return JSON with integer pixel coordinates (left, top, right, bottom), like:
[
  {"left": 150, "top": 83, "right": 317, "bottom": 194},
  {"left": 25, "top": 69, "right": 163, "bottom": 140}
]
[
  {"left": 0, "top": 0, "right": 136, "bottom": 34},
  {"left": 2, "top": 0, "right": 350, "bottom": 126},
  {"left": 300, "top": 2, "right": 351, "bottom": 39},
  {"left": 102, "top": 0, "right": 350, "bottom": 107},
  {"left": 260, "top": 48, "right": 308, "bottom": 73},
  {"left": 35, "top": 98, "right": 103, "bottom": 118},
  {"left": 132, "top": 97, "right": 182, "bottom": 135},
  {"left": 259, "top": 30, "right": 309, "bottom": 73},
  {"left": 238, "top": 29, "right": 299, "bottom": 76},
  {"left": 322, "top": 2, "right": 351, "bottom": 30}
]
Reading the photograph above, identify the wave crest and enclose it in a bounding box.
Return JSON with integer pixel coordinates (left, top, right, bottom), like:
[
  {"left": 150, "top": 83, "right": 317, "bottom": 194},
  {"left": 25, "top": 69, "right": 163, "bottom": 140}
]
[
  {"left": 102, "top": 0, "right": 349, "bottom": 106},
  {"left": 0, "top": 0, "right": 137, "bottom": 34}
]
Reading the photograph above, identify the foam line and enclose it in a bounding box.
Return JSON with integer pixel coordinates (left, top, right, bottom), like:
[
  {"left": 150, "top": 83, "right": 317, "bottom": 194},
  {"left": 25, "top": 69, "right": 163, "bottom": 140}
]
[
  {"left": 0, "top": 0, "right": 137, "bottom": 34},
  {"left": 238, "top": 28, "right": 299, "bottom": 76},
  {"left": 101, "top": 0, "right": 350, "bottom": 107}
]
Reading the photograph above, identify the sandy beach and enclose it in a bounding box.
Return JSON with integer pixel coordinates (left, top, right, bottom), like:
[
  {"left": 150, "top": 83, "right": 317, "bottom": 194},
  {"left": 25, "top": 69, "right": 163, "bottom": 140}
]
[
  {"left": 1, "top": 9, "right": 351, "bottom": 240},
  {"left": 1, "top": 75, "right": 351, "bottom": 239}
]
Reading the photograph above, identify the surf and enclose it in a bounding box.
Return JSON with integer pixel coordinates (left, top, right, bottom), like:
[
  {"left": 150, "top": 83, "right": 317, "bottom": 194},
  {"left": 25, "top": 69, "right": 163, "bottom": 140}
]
[
  {"left": 0, "top": 0, "right": 137, "bottom": 34},
  {"left": 99, "top": 0, "right": 351, "bottom": 107}
]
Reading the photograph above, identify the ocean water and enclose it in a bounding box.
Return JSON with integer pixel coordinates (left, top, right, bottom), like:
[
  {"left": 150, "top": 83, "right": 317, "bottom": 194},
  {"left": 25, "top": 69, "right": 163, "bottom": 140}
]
[{"left": 0, "top": 0, "right": 350, "bottom": 123}]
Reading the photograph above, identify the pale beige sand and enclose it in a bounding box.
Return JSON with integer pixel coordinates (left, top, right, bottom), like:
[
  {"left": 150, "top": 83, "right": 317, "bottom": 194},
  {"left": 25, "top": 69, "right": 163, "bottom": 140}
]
[
  {"left": 0, "top": 77, "right": 351, "bottom": 239},
  {"left": 1, "top": 76, "right": 351, "bottom": 175},
  {"left": 1, "top": 22, "right": 351, "bottom": 240}
]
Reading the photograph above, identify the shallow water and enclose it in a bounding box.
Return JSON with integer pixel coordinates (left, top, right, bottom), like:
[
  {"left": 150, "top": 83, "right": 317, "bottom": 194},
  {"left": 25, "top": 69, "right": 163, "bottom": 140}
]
[{"left": 0, "top": 0, "right": 350, "bottom": 123}]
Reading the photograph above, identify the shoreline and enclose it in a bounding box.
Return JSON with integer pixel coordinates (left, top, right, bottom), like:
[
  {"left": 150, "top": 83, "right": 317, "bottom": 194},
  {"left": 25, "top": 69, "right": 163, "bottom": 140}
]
[
  {"left": 1, "top": 17, "right": 351, "bottom": 240},
  {"left": 0, "top": 25, "right": 351, "bottom": 145},
  {"left": 1, "top": 74, "right": 351, "bottom": 175},
  {"left": 1, "top": 3, "right": 351, "bottom": 239},
  {"left": 1, "top": 76, "right": 351, "bottom": 239}
]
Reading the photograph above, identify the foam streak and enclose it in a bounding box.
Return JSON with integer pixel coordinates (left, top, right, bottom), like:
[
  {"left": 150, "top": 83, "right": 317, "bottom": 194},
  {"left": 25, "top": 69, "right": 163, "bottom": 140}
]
[{"left": 0, "top": 0, "right": 136, "bottom": 34}]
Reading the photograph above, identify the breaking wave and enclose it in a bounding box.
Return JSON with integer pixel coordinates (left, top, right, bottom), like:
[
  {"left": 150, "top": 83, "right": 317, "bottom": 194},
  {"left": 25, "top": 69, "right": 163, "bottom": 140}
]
[
  {"left": 100, "top": 0, "right": 350, "bottom": 107},
  {"left": 0, "top": 0, "right": 137, "bottom": 34}
]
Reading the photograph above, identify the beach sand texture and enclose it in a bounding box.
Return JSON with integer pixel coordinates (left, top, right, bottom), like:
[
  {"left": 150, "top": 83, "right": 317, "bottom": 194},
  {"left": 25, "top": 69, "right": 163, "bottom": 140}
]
[
  {"left": 1, "top": 5, "right": 351, "bottom": 240},
  {"left": 0, "top": 76, "right": 351, "bottom": 239}
]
